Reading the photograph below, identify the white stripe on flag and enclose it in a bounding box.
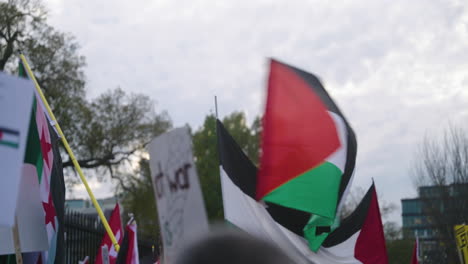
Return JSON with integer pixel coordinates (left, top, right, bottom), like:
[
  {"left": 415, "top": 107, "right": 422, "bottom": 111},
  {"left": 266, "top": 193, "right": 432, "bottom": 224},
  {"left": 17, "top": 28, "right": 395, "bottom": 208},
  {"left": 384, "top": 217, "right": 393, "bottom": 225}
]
[
  {"left": 0, "top": 132, "right": 18, "bottom": 143},
  {"left": 220, "top": 166, "right": 364, "bottom": 264}
]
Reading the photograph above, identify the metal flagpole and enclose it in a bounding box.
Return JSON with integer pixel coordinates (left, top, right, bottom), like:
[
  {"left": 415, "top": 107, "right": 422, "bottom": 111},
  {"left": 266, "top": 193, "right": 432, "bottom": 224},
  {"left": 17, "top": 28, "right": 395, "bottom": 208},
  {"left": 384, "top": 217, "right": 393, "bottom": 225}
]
[
  {"left": 19, "top": 54, "right": 120, "bottom": 252},
  {"left": 214, "top": 95, "right": 219, "bottom": 118}
]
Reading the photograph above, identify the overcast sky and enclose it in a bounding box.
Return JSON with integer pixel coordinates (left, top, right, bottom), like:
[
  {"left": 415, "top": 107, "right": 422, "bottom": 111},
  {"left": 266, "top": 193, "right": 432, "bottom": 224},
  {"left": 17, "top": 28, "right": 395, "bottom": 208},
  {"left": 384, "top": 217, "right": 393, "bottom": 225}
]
[{"left": 43, "top": 0, "right": 468, "bottom": 224}]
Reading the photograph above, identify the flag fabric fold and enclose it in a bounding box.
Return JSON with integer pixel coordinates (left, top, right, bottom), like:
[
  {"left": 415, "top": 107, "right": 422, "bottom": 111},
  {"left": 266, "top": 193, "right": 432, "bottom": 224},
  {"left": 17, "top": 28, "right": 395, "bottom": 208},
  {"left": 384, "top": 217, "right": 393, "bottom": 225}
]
[
  {"left": 78, "top": 256, "right": 89, "bottom": 264},
  {"left": 217, "top": 119, "right": 315, "bottom": 263},
  {"left": 411, "top": 237, "right": 419, "bottom": 264},
  {"left": 217, "top": 119, "right": 386, "bottom": 263},
  {"left": 95, "top": 204, "right": 123, "bottom": 264},
  {"left": 320, "top": 184, "right": 388, "bottom": 264},
  {"left": 19, "top": 60, "right": 65, "bottom": 264},
  {"left": 257, "top": 59, "right": 357, "bottom": 250},
  {"left": 116, "top": 219, "right": 140, "bottom": 264},
  {"left": 126, "top": 221, "right": 140, "bottom": 264}
]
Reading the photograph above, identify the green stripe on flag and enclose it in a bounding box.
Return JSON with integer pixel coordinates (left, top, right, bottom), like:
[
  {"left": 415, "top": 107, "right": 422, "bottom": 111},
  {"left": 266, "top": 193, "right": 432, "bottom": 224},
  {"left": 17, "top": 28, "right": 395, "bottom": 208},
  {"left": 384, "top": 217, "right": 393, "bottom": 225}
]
[
  {"left": 262, "top": 161, "right": 342, "bottom": 252},
  {"left": 19, "top": 60, "right": 44, "bottom": 183},
  {"left": 19, "top": 60, "right": 27, "bottom": 78},
  {"left": 303, "top": 213, "right": 341, "bottom": 251},
  {"left": 0, "top": 141, "right": 19, "bottom": 148},
  {"left": 36, "top": 150, "right": 44, "bottom": 183},
  {"left": 262, "top": 161, "right": 341, "bottom": 219},
  {"left": 23, "top": 99, "right": 44, "bottom": 183}
]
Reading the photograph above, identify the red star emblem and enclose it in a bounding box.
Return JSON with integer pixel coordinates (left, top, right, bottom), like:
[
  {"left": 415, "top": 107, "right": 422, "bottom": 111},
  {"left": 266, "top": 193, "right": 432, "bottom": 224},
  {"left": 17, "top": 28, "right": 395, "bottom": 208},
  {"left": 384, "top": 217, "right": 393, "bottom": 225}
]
[
  {"left": 42, "top": 194, "right": 57, "bottom": 230},
  {"left": 40, "top": 126, "right": 52, "bottom": 169}
]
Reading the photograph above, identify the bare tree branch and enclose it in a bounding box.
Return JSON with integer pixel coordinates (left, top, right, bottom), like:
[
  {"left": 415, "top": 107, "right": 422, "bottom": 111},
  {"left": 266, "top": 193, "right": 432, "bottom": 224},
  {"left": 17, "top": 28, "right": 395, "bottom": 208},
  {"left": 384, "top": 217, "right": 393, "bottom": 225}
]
[{"left": 411, "top": 124, "right": 468, "bottom": 262}]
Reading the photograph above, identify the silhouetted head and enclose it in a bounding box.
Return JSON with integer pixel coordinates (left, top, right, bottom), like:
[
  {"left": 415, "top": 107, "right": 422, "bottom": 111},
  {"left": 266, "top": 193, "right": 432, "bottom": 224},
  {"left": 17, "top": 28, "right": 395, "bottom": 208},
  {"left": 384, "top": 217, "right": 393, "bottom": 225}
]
[{"left": 176, "top": 228, "right": 294, "bottom": 264}]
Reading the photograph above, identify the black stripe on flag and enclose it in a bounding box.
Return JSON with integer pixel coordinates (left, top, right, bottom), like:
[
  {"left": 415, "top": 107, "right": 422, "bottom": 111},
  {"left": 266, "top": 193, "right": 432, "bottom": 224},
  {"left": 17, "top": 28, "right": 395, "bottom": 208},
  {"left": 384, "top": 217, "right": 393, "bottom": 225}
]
[
  {"left": 322, "top": 184, "right": 374, "bottom": 247},
  {"left": 265, "top": 202, "right": 310, "bottom": 237},
  {"left": 0, "top": 127, "right": 20, "bottom": 136},
  {"left": 217, "top": 119, "right": 257, "bottom": 199}
]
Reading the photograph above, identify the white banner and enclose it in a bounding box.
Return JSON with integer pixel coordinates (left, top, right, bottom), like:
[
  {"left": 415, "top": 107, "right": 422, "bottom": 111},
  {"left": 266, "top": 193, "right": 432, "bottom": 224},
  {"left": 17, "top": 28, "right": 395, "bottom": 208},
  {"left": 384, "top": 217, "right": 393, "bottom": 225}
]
[
  {"left": 0, "top": 164, "right": 49, "bottom": 254},
  {"left": 0, "top": 72, "right": 34, "bottom": 228},
  {"left": 148, "top": 127, "right": 209, "bottom": 264}
]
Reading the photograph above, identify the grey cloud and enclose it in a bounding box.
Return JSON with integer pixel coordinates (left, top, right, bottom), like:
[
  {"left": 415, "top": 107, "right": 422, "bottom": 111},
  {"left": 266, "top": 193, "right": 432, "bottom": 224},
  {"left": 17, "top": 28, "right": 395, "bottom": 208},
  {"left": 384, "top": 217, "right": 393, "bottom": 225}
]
[{"left": 44, "top": 0, "right": 468, "bottom": 224}]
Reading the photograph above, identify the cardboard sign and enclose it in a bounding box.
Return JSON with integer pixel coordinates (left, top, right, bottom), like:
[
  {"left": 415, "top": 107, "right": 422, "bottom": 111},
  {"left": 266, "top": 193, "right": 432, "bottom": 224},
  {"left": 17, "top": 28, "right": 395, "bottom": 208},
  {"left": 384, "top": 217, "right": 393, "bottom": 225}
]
[
  {"left": 0, "top": 72, "right": 34, "bottom": 227},
  {"left": 148, "top": 127, "right": 209, "bottom": 264},
  {"left": 0, "top": 164, "right": 49, "bottom": 254}
]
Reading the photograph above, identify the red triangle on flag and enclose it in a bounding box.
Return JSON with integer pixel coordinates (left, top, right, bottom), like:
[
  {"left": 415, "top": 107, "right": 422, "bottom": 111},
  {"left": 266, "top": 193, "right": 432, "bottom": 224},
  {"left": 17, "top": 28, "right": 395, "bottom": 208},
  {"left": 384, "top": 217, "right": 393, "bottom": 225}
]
[{"left": 257, "top": 59, "right": 341, "bottom": 200}]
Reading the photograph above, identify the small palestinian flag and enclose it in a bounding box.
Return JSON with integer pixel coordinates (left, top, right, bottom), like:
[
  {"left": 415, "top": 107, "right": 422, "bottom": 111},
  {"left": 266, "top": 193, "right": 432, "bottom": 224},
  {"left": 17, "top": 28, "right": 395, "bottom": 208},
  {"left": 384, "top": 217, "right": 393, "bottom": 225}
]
[
  {"left": 257, "top": 59, "right": 357, "bottom": 250},
  {"left": 320, "top": 184, "right": 388, "bottom": 264},
  {"left": 0, "top": 127, "right": 20, "bottom": 149}
]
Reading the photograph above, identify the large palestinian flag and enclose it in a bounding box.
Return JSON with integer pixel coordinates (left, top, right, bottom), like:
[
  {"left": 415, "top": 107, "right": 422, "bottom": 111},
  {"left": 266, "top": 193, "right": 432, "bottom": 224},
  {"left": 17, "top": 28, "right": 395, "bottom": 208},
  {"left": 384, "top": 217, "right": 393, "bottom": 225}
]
[
  {"left": 257, "top": 59, "right": 357, "bottom": 250},
  {"left": 217, "top": 120, "right": 387, "bottom": 263},
  {"left": 217, "top": 119, "right": 314, "bottom": 263}
]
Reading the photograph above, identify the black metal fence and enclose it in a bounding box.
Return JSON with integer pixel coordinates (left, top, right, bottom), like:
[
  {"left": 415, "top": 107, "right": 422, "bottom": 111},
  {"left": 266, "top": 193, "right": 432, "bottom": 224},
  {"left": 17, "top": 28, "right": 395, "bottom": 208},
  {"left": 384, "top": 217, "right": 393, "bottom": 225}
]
[
  {"left": 64, "top": 210, "right": 157, "bottom": 264},
  {"left": 64, "top": 211, "right": 105, "bottom": 263}
]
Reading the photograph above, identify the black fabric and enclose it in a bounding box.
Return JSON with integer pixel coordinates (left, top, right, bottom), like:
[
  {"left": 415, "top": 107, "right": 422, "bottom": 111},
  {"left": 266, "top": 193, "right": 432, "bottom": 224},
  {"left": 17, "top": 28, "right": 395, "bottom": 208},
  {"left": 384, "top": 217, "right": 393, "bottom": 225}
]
[
  {"left": 0, "top": 255, "right": 16, "bottom": 264},
  {"left": 273, "top": 58, "right": 358, "bottom": 210},
  {"left": 338, "top": 132, "right": 357, "bottom": 200},
  {"left": 281, "top": 59, "right": 342, "bottom": 115},
  {"left": 116, "top": 227, "right": 130, "bottom": 264},
  {"left": 316, "top": 226, "right": 331, "bottom": 235},
  {"left": 322, "top": 184, "right": 374, "bottom": 247},
  {"left": 216, "top": 120, "right": 257, "bottom": 199},
  {"left": 265, "top": 202, "right": 310, "bottom": 237},
  {"left": 49, "top": 123, "right": 65, "bottom": 264}
]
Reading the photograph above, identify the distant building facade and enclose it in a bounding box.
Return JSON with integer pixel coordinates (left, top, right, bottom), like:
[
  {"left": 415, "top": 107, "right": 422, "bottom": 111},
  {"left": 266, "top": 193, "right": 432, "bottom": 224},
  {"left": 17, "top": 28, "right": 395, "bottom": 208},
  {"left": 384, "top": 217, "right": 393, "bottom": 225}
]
[
  {"left": 402, "top": 184, "right": 468, "bottom": 263},
  {"left": 65, "top": 196, "right": 120, "bottom": 219}
]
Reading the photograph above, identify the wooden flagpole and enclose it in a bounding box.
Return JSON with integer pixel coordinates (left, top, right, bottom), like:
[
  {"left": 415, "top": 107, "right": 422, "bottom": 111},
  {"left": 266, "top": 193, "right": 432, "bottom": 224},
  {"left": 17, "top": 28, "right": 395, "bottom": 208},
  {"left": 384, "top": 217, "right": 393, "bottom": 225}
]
[
  {"left": 12, "top": 215, "right": 23, "bottom": 264},
  {"left": 19, "top": 54, "right": 120, "bottom": 252}
]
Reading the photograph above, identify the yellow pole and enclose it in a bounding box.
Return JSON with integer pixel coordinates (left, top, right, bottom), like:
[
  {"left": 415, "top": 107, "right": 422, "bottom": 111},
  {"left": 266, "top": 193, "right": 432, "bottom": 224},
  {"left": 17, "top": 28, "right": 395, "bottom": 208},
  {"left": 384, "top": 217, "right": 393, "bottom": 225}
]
[{"left": 19, "top": 54, "right": 120, "bottom": 252}]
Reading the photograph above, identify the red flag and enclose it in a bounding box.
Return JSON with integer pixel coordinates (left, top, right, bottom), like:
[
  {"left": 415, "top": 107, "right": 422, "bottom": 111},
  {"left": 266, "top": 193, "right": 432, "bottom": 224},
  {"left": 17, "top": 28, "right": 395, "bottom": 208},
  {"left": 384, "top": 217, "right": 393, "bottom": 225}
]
[
  {"left": 320, "top": 184, "right": 389, "bottom": 263},
  {"left": 411, "top": 238, "right": 419, "bottom": 264},
  {"left": 125, "top": 221, "right": 140, "bottom": 264},
  {"left": 95, "top": 204, "right": 123, "bottom": 264}
]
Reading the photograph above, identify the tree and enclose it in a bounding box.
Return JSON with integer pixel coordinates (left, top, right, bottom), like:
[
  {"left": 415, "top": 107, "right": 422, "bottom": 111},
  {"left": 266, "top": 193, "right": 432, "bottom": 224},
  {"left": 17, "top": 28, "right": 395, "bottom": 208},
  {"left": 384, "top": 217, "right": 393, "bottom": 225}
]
[
  {"left": 63, "top": 88, "right": 171, "bottom": 180},
  {"left": 0, "top": 0, "right": 46, "bottom": 70},
  {"left": 1, "top": 0, "right": 172, "bottom": 185},
  {"left": 386, "top": 239, "right": 414, "bottom": 264},
  {"left": 119, "top": 111, "right": 260, "bottom": 239},
  {"left": 119, "top": 158, "right": 161, "bottom": 242},
  {"left": 340, "top": 186, "right": 400, "bottom": 241},
  {"left": 412, "top": 125, "right": 468, "bottom": 263},
  {"left": 192, "top": 112, "right": 260, "bottom": 220}
]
